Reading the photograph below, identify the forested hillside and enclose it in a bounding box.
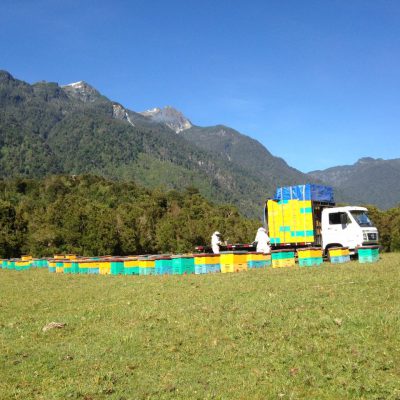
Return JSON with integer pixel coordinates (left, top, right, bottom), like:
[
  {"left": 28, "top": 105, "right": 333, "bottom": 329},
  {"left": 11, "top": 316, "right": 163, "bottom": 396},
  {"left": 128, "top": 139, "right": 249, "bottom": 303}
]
[
  {"left": 0, "top": 175, "right": 259, "bottom": 258},
  {"left": 309, "top": 158, "right": 400, "bottom": 209},
  {"left": 0, "top": 71, "right": 308, "bottom": 218}
]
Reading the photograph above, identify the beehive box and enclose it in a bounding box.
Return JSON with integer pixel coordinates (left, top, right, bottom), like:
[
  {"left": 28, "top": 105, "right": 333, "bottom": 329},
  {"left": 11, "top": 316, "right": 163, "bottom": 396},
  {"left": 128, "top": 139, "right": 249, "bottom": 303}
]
[
  {"left": 155, "top": 257, "right": 173, "bottom": 275},
  {"left": 328, "top": 247, "right": 350, "bottom": 264},
  {"left": 357, "top": 246, "right": 380, "bottom": 263},
  {"left": 78, "top": 260, "right": 90, "bottom": 274},
  {"left": 271, "top": 250, "right": 296, "bottom": 268},
  {"left": 48, "top": 260, "right": 56, "bottom": 273},
  {"left": 194, "top": 254, "right": 220, "bottom": 274},
  {"left": 297, "top": 247, "right": 323, "bottom": 267},
  {"left": 32, "top": 259, "right": 47, "bottom": 268},
  {"left": 89, "top": 260, "right": 100, "bottom": 274},
  {"left": 172, "top": 256, "right": 195, "bottom": 275},
  {"left": 71, "top": 261, "right": 80, "bottom": 274},
  {"left": 15, "top": 260, "right": 31, "bottom": 271},
  {"left": 55, "top": 261, "right": 65, "bottom": 273},
  {"left": 110, "top": 259, "right": 124, "bottom": 275},
  {"left": 124, "top": 258, "right": 140, "bottom": 275},
  {"left": 99, "top": 260, "right": 111, "bottom": 275},
  {"left": 220, "top": 252, "right": 248, "bottom": 273},
  {"left": 63, "top": 261, "right": 72, "bottom": 274},
  {"left": 246, "top": 252, "right": 271, "bottom": 268},
  {"left": 139, "top": 257, "right": 155, "bottom": 275}
]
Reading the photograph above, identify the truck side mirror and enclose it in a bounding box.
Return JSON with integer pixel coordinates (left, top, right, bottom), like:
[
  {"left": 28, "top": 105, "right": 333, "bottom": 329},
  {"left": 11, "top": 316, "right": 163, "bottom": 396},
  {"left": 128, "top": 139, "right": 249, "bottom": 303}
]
[{"left": 340, "top": 213, "right": 348, "bottom": 225}]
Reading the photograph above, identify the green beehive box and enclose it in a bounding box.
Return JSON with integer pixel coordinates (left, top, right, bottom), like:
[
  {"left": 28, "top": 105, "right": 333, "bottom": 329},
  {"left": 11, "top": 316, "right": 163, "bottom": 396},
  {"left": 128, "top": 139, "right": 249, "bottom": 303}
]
[
  {"left": 71, "top": 262, "right": 79, "bottom": 274},
  {"left": 358, "top": 246, "right": 380, "bottom": 263},
  {"left": 111, "top": 260, "right": 124, "bottom": 275},
  {"left": 172, "top": 256, "right": 195, "bottom": 275},
  {"left": 271, "top": 251, "right": 295, "bottom": 260}
]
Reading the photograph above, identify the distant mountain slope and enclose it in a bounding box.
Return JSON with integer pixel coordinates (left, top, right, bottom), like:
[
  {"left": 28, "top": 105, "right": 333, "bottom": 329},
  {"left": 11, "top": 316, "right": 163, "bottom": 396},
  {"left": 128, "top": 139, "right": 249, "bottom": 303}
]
[
  {"left": 0, "top": 70, "right": 312, "bottom": 218},
  {"left": 309, "top": 158, "right": 400, "bottom": 209},
  {"left": 182, "top": 124, "right": 308, "bottom": 189}
]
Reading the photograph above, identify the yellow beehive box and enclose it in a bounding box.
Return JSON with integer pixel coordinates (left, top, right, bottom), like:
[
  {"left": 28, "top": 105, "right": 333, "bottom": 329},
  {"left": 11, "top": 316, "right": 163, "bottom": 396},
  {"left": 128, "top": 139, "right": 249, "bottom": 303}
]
[
  {"left": 297, "top": 248, "right": 323, "bottom": 259},
  {"left": 329, "top": 247, "right": 350, "bottom": 257},
  {"left": 55, "top": 265, "right": 64, "bottom": 273},
  {"left": 246, "top": 252, "right": 265, "bottom": 262},
  {"left": 139, "top": 259, "right": 155, "bottom": 268},
  {"left": 194, "top": 254, "right": 220, "bottom": 265},
  {"left": 21, "top": 255, "right": 32, "bottom": 261},
  {"left": 99, "top": 261, "right": 111, "bottom": 275},
  {"left": 124, "top": 259, "right": 139, "bottom": 267},
  {"left": 220, "top": 263, "right": 248, "bottom": 273},
  {"left": 220, "top": 252, "right": 247, "bottom": 265},
  {"left": 272, "top": 258, "right": 296, "bottom": 268},
  {"left": 54, "top": 254, "right": 65, "bottom": 260},
  {"left": 65, "top": 254, "right": 77, "bottom": 260}
]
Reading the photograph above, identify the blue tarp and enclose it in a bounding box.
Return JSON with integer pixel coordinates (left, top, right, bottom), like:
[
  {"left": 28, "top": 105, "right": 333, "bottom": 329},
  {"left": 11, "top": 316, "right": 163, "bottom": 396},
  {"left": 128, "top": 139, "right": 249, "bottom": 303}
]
[{"left": 274, "top": 184, "right": 334, "bottom": 203}]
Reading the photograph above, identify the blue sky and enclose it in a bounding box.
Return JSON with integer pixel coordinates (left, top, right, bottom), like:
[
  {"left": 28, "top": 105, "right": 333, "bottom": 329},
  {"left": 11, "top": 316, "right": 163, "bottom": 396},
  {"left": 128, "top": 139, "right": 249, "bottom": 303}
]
[{"left": 1, "top": 0, "right": 399, "bottom": 172}]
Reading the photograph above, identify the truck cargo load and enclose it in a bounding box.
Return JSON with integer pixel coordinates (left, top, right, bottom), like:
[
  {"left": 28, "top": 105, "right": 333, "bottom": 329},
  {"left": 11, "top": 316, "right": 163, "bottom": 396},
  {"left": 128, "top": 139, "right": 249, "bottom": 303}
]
[{"left": 274, "top": 184, "right": 334, "bottom": 203}]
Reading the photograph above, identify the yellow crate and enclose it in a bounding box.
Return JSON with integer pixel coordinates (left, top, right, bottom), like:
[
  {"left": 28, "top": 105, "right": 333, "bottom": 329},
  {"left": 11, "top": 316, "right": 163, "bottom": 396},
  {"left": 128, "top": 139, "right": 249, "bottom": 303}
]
[
  {"left": 272, "top": 258, "right": 296, "bottom": 268},
  {"left": 124, "top": 259, "right": 139, "bottom": 267},
  {"left": 297, "top": 248, "right": 323, "bottom": 259},
  {"left": 246, "top": 253, "right": 265, "bottom": 262},
  {"left": 221, "top": 263, "right": 248, "bottom": 273},
  {"left": 99, "top": 261, "right": 111, "bottom": 275},
  {"left": 194, "top": 255, "right": 220, "bottom": 265},
  {"left": 16, "top": 261, "right": 30, "bottom": 267},
  {"left": 329, "top": 247, "right": 349, "bottom": 257},
  {"left": 139, "top": 260, "right": 155, "bottom": 268},
  {"left": 220, "top": 253, "right": 247, "bottom": 265}
]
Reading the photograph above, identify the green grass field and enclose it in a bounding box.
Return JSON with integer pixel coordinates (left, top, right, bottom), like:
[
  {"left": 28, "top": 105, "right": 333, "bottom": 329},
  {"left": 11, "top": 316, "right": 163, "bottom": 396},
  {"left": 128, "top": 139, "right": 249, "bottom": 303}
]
[{"left": 1, "top": 254, "right": 399, "bottom": 400}]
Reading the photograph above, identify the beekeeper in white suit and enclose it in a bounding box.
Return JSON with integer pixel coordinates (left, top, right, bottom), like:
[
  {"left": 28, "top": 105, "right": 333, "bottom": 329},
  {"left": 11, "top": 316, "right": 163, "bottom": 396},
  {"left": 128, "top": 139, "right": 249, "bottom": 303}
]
[
  {"left": 211, "top": 231, "right": 223, "bottom": 254},
  {"left": 254, "top": 227, "right": 271, "bottom": 253}
]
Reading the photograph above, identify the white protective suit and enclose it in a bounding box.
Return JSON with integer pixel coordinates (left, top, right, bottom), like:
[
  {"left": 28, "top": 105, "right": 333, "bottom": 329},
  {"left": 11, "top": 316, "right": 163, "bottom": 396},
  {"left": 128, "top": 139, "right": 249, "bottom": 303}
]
[
  {"left": 255, "top": 227, "right": 271, "bottom": 253},
  {"left": 211, "top": 231, "right": 222, "bottom": 254}
]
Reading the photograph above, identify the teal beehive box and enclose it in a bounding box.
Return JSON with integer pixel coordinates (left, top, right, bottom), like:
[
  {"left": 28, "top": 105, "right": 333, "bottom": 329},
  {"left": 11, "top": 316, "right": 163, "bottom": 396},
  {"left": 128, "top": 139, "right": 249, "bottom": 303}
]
[{"left": 358, "top": 246, "right": 379, "bottom": 263}]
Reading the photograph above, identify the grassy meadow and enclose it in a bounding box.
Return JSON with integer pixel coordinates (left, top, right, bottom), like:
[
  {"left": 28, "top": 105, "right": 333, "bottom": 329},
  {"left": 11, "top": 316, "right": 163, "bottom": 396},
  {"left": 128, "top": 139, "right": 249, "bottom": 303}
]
[{"left": 1, "top": 254, "right": 399, "bottom": 399}]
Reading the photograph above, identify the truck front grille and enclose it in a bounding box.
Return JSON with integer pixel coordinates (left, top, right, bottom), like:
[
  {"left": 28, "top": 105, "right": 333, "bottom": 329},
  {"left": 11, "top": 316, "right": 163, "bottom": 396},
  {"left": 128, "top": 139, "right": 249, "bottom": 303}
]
[{"left": 367, "top": 233, "right": 377, "bottom": 241}]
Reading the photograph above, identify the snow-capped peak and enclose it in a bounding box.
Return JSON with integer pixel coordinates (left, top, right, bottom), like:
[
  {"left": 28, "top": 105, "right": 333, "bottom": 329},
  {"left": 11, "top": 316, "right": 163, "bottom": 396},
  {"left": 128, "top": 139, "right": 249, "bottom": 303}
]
[
  {"left": 139, "top": 106, "right": 192, "bottom": 133},
  {"left": 62, "top": 80, "right": 101, "bottom": 103}
]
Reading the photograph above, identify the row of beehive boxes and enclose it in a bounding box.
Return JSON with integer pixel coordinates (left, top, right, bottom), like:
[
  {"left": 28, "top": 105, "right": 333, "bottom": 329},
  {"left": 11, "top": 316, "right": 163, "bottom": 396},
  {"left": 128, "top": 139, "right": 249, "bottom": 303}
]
[
  {"left": 44, "top": 253, "right": 272, "bottom": 275},
  {"left": 1, "top": 246, "right": 380, "bottom": 274}
]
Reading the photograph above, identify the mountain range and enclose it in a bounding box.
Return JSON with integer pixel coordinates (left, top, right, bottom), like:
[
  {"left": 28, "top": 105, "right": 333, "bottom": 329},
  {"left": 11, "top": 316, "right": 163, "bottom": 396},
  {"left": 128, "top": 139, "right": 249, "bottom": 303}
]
[{"left": 0, "top": 70, "right": 399, "bottom": 217}]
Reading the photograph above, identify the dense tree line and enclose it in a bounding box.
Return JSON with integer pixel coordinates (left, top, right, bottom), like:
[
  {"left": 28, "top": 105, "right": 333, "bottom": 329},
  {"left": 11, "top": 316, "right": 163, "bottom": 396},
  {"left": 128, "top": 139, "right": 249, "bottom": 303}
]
[
  {"left": 367, "top": 205, "right": 400, "bottom": 252},
  {"left": 0, "top": 175, "right": 260, "bottom": 258},
  {"left": 0, "top": 175, "right": 398, "bottom": 258}
]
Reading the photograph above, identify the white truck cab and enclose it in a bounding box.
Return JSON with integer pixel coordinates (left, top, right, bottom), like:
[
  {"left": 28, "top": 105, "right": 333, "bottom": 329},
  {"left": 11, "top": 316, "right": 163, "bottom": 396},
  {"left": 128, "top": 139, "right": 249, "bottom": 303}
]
[{"left": 321, "top": 206, "right": 379, "bottom": 254}]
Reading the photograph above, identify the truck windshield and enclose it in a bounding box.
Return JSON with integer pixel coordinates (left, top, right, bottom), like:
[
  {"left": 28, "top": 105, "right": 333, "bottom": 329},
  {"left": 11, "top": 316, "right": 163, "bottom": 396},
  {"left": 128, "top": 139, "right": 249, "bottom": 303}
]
[{"left": 350, "top": 211, "right": 374, "bottom": 227}]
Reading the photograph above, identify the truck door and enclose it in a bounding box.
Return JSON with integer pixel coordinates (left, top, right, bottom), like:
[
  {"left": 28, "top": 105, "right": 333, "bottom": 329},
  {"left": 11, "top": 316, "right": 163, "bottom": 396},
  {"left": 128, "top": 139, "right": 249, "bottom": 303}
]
[{"left": 322, "top": 211, "right": 355, "bottom": 249}]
